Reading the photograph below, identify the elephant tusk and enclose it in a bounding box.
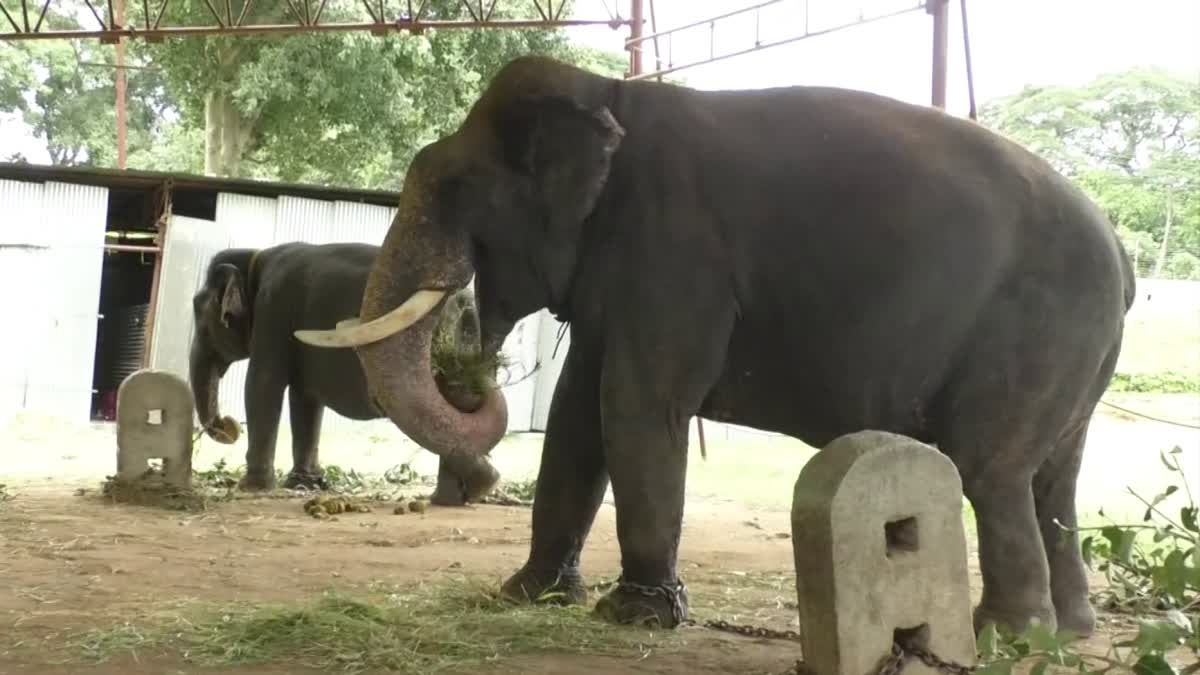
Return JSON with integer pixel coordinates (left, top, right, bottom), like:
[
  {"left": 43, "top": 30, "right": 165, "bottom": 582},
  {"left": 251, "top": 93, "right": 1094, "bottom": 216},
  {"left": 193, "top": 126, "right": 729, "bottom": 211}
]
[{"left": 294, "top": 289, "right": 447, "bottom": 348}]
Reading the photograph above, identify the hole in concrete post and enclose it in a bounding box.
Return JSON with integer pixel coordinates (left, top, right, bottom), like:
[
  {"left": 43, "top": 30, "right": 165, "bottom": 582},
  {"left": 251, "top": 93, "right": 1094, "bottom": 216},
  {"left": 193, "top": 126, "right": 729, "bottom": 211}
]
[
  {"left": 147, "top": 409, "right": 163, "bottom": 425},
  {"left": 885, "top": 516, "right": 919, "bottom": 557},
  {"left": 894, "top": 623, "right": 931, "bottom": 651}
]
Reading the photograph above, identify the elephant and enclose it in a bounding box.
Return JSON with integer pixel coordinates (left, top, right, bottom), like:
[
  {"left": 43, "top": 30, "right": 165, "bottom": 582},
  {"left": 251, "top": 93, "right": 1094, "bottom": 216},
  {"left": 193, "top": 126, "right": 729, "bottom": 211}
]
[
  {"left": 295, "top": 56, "right": 1137, "bottom": 638},
  {"left": 189, "top": 241, "right": 501, "bottom": 505}
]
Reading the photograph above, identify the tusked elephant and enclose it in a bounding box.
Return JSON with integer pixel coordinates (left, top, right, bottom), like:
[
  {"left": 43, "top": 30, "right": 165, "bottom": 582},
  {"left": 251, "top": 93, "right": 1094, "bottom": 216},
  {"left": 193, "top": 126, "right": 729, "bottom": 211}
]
[
  {"left": 190, "top": 241, "right": 500, "bottom": 505},
  {"left": 295, "top": 56, "right": 1137, "bottom": 638}
]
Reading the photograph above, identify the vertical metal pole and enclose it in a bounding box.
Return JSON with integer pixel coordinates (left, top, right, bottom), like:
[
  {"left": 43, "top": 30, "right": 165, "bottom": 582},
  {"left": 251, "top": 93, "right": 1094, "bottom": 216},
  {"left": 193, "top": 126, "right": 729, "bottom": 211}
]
[
  {"left": 114, "top": 0, "right": 128, "bottom": 169},
  {"left": 928, "top": 0, "right": 949, "bottom": 109},
  {"left": 141, "top": 181, "right": 171, "bottom": 367},
  {"left": 648, "top": 0, "right": 662, "bottom": 81},
  {"left": 629, "top": 0, "right": 644, "bottom": 77}
]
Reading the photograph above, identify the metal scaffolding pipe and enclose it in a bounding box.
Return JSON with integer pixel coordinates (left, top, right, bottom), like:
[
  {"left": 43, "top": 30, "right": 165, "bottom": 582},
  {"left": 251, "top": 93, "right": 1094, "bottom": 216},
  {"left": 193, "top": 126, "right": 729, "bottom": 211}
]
[
  {"left": 1, "top": 17, "right": 631, "bottom": 41},
  {"left": 928, "top": 0, "right": 949, "bottom": 109},
  {"left": 629, "top": 0, "right": 643, "bottom": 77}
]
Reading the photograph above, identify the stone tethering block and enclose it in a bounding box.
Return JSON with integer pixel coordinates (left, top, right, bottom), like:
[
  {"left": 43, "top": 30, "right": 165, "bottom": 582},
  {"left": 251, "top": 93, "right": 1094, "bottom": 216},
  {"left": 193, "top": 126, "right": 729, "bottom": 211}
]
[
  {"left": 116, "top": 369, "right": 194, "bottom": 487},
  {"left": 791, "top": 430, "right": 975, "bottom": 675}
]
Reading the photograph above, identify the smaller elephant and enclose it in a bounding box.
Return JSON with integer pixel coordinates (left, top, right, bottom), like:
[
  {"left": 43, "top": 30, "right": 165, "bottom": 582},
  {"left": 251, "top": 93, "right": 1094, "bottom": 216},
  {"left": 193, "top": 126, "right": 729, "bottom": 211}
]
[{"left": 189, "top": 241, "right": 500, "bottom": 504}]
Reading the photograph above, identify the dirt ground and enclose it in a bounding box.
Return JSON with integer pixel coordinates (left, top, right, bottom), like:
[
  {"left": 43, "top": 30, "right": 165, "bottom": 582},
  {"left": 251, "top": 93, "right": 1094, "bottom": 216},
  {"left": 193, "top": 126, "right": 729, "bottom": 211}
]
[
  {"left": 0, "top": 487, "right": 1187, "bottom": 673},
  {"left": 0, "top": 394, "right": 1197, "bottom": 674}
]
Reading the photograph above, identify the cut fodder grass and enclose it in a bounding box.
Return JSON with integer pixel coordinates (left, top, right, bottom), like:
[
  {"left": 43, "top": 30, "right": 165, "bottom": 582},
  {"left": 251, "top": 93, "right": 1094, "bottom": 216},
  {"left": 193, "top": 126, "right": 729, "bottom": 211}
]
[
  {"left": 430, "top": 332, "right": 510, "bottom": 402},
  {"left": 99, "top": 468, "right": 227, "bottom": 512},
  {"left": 70, "top": 578, "right": 679, "bottom": 674}
]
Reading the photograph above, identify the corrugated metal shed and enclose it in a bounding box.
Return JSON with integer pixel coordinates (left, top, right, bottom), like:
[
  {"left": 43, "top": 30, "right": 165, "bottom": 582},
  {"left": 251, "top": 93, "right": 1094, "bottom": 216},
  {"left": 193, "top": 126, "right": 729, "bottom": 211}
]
[
  {"left": 2, "top": 162, "right": 555, "bottom": 447},
  {"left": 0, "top": 179, "right": 108, "bottom": 423}
]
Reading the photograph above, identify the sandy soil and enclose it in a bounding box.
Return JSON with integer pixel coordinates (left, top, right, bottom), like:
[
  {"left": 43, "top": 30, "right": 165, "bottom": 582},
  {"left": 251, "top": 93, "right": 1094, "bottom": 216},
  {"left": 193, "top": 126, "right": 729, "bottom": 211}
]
[
  {"left": 0, "top": 395, "right": 1196, "bottom": 674},
  {"left": 0, "top": 486, "right": 1187, "bottom": 674}
]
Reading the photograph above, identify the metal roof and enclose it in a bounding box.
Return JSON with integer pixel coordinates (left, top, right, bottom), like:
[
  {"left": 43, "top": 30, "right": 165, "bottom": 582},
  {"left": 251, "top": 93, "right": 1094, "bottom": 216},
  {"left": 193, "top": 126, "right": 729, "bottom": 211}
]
[{"left": 0, "top": 162, "right": 401, "bottom": 206}]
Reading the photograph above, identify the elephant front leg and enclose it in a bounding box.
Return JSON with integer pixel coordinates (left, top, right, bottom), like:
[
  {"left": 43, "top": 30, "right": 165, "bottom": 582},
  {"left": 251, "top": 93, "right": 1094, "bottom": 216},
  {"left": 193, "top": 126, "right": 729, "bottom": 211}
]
[
  {"left": 240, "top": 360, "right": 286, "bottom": 491},
  {"left": 500, "top": 342, "right": 607, "bottom": 607},
  {"left": 590, "top": 302, "right": 733, "bottom": 629},
  {"left": 284, "top": 388, "right": 327, "bottom": 490},
  {"left": 593, "top": 408, "right": 691, "bottom": 628}
]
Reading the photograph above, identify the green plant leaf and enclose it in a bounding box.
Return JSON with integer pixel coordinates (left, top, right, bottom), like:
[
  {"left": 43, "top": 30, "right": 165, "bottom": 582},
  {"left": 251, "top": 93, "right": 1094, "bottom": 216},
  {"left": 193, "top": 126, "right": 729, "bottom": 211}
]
[
  {"left": 1030, "top": 661, "right": 1050, "bottom": 675},
  {"left": 1130, "top": 620, "right": 1185, "bottom": 654},
  {"left": 1102, "top": 525, "right": 1139, "bottom": 564},
  {"left": 1133, "top": 654, "right": 1177, "bottom": 675},
  {"left": 1160, "top": 450, "right": 1181, "bottom": 473},
  {"left": 1182, "top": 506, "right": 1198, "bottom": 533}
]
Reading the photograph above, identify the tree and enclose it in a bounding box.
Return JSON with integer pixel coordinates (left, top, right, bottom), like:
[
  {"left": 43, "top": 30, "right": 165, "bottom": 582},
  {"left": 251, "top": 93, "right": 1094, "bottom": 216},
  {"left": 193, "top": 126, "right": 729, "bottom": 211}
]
[
  {"left": 982, "top": 68, "right": 1200, "bottom": 279},
  {"left": 135, "top": 0, "right": 626, "bottom": 186},
  {"left": 0, "top": 9, "right": 170, "bottom": 167},
  {"left": 0, "top": 0, "right": 628, "bottom": 189}
]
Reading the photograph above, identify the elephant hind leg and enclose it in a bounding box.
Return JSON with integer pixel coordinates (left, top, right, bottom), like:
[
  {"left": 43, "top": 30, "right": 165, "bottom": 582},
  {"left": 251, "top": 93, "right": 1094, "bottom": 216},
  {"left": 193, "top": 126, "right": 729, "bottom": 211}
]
[
  {"left": 1032, "top": 419, "right": 1096, "bottom": 638},
  {"left": 285, "top": 388, "right": 327, "bottom": 490}
]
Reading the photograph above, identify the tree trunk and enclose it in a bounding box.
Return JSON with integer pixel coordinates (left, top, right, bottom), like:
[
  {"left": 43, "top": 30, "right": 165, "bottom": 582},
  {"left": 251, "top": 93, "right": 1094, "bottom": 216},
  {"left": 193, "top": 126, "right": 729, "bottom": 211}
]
[
  {"left": 203, "top": 89, "right": 256, "bottom": 177},
  {"left": 202, "top": 44, "right": 257, "bottom": 177},
  {"left": 1153, "top": 190, "right": 1173, "bottom": 279}
]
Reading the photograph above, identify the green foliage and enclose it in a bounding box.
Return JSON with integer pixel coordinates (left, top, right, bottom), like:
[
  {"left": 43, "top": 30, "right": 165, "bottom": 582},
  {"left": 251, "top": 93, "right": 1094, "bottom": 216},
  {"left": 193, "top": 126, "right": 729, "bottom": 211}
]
[
  {"left": 977, "top": 446, "right": 1199, "bottom": 674},
  {"left": 976, "top": 617, "right": 1199, "bottom": 675},
  {"left": 1109, "top": 372, "right": 1200, "bottom": 394},
  {"left": 1078, "top": 447, "right": 1199, "bottom": 615},
  {"left": 982, "top": 67, "right": 1200, "bottom": 280},
  {"left": 0, "top": 8, "right": 172, "bottom": 166},
  {"left": 0, "top": 0, "right": 630, "bottom": 189}
]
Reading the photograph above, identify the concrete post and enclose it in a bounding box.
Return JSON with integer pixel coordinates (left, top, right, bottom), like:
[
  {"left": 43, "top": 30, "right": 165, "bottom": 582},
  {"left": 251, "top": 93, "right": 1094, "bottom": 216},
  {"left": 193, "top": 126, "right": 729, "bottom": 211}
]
[
  {"left": 116, "top": 369, "right": 194, "bottom": 487},
  {"left": 791, "top": 430, "right": 975, "bottom": 675}
]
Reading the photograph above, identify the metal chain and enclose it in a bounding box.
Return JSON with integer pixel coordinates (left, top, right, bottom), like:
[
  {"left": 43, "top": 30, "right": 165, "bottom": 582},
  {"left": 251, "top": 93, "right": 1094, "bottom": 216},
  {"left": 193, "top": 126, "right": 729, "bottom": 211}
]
[
  {"left": 704, "top": 619, "right": 977, "bottom": 675},
  {"left": 613, "top": 576, "right": 689, "bottom": 627},
  {"left": 703, "top": 618, "right": 801, "bottom": 641},
  {"left": 902, "top": 642, "right": 977, "bottom": 675}
]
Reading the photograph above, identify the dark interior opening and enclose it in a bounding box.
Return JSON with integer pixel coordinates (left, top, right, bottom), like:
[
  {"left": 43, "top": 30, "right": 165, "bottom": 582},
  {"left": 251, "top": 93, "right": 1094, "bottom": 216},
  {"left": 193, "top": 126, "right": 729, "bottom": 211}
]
[
  {"left": 90, "top": 186, "right": 160, "bottom": 422},
  {"left": 893, "top": 623, "right": 931, "bottom": 651},
  {"left": 172, "top": 188, "right": 217, "bottom": 220},
  {"left": 885, "top": 516, "right": 920, "bottom": 557}
]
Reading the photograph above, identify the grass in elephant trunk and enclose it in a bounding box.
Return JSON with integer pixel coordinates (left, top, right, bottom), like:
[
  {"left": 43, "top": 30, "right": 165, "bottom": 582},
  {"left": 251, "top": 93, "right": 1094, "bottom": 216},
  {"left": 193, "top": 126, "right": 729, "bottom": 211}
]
[
  {"left": 68, "top": 577, "right": 679, "bottom": 674},
  {"left": 429, "top": 329, "right": 510, "bottom": 404}
]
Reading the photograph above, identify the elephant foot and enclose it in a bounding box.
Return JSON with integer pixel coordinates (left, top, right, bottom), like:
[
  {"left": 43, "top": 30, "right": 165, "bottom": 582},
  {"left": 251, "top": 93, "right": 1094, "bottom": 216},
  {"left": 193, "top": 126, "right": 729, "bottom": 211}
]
[
  {"left": 593, "top": 576, "right": 690, "bottom": 629},
  {"left": 973, "top": 601, "right": 1057, "bottom": 638},
  {"left": 283, "top": 469, "right": 328, "bottom": 491},
  {"left": 237, "top": 472, "right": 276, "bottom": 492},
  {"left": 430, "top": 456, "right": 501, "bottom": 507},
  {"left": 500, "top": 565, "right": 588, "bottom": 606},
  {"left": 1052, "top": 599, "right": 1096, "bottom": 639}
]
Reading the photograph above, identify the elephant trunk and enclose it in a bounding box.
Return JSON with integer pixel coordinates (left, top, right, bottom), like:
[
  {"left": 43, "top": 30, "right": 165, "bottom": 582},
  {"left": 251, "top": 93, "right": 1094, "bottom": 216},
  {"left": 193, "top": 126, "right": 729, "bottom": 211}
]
[
  {"left": 188, "top": 339, "right": 238, "bottom": 444},
  {"left": 351, "top": 228, "right": 508, "bottom": 458}
]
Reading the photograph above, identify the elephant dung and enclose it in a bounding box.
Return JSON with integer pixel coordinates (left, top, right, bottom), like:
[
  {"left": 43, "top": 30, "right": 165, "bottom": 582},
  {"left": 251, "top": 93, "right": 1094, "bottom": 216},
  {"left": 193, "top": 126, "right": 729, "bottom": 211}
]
[
  {"left": 115, "top": 369, "right": 195, "bottom": 489},
  {"left": 791, "top": 430, "right": 975, "bottom": 675}
]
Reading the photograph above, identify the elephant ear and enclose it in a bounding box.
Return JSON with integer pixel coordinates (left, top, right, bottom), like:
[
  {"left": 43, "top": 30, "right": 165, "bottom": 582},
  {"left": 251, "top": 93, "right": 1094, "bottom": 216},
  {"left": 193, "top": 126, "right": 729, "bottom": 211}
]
[
  {"left": 499, "top": 94, "right": 625, "bottom": 236},
  {"left": 212, "top": 263, "right": 246, "bottom": 327}
]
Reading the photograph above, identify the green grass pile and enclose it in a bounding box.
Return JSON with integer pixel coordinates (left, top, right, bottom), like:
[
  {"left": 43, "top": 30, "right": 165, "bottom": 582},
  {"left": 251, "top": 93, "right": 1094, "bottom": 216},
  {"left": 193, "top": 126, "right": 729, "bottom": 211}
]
[{"left": 71, "top": 578, "right": 672, "bottom": 674}]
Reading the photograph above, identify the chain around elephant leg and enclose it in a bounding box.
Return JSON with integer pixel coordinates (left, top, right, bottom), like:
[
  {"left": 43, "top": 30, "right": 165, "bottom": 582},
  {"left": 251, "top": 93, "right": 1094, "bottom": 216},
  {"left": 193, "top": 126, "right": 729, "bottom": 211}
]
[{"left": 594, "top": 575, "right": 690, "bottom": 628}]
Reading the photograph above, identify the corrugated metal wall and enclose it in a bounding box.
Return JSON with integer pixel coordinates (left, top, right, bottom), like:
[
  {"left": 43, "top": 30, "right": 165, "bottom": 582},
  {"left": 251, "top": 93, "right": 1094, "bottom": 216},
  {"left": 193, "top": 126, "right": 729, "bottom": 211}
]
[
  {"left": 216, "top": 194, "right": 277, "bottom": 423},
  {"left": 0, "top": 179, "right": 108, "bottom": 423},
  {"left": 149, "top": 214, "right": 231, "bottom": 383}
]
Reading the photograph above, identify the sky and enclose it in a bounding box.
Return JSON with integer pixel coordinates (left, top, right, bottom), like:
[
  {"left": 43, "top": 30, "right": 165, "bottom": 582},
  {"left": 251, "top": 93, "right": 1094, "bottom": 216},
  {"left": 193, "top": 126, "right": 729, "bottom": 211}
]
[{"left": 2, "top": 0, "right": 1198, "bottom": 164}]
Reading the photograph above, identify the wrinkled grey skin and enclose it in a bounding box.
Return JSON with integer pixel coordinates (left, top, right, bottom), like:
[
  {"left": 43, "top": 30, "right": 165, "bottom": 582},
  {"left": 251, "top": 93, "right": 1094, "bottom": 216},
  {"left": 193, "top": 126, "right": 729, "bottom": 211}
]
[
  {"left": 304, "top": 57, "right": 1136, "bottom": 638},
  {"left": 189, "top": 241, "right": 499, "bottom": 504}
]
